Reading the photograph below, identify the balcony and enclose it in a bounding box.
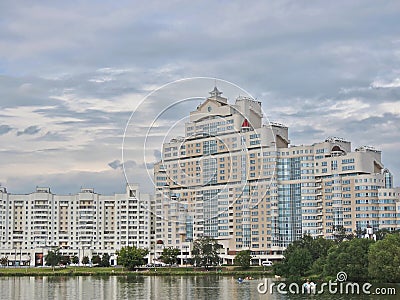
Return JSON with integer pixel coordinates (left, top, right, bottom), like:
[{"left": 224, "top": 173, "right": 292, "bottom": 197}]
[
  {"left": 79, "top": 212, "right": 94, "bottom": 217},
  {"left": 33, "top": 213, "right": 49, "bottom": 218},
  {"left": 79, "top": 219, "right": 94, "bottom": 224},
  {"left": 33, "top": 222, "right": 48, "bottom": 227},
  {"left": 13, "top": 235, "right": 24, "bottom": 241}
]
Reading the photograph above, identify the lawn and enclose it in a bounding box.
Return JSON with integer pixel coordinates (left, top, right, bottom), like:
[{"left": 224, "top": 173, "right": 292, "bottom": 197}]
[
  {"left": 0, "top": 266, "right": 273, "bottom": 277},
  {"left": 0, "top": 266, "right": 126, "bottom": 276}
]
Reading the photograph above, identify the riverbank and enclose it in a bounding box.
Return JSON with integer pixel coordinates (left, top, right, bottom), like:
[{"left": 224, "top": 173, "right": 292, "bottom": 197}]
[{"left": 0, "top": 266, "right": 274, "bottom": 277}]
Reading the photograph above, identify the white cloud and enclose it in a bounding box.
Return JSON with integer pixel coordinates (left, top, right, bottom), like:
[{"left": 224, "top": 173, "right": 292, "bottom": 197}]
[
  {"left": 371, "top": 78, "right": 400, "bottom": 88},
  {"left": 50, "top": 91, "right": 136, "bottom": 113},
  {"left": 328, "top": 98, "right": 371, "bottom": 119},
  {"left": 377, "top": 102, "right": 400, "bottom": 115}
]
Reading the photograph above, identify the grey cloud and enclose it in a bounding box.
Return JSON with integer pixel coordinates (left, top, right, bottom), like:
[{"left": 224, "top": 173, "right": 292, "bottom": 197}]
[
  {"left": 37, "top": 131, "right": 68, "bottom": 141},
  {"left": 290, "top": 126, "right": 326, "bottom": 145},
  {"left": 144, "top": 162, "right": 154, "bottom": 170},
  {"left": 4, "top": 169, "right": 128, "bottom": 195},
  {"left": 1, "top": 1, "right": 400, "bottom": 191},
  {"left": 108, "top": 159, "right": 122, "bottom": 169},
  {"left": 35, "top": 148, "right": 66, "bottom": 153},
  {"left": 1, "top": 1, "right": 396, "bottom": 87},
  {"left": 34, "top": 104, "right": 131, "bottom": 129},
  {"left": 0, "top": 125, "right": 13, "bottom": 135},
  {"left": 108, "top": 159, "right": 137, "bottom": 170},
  {"left": 17, "top": 125, "right": 41, "bottom": 136},
  {"left": 124, "top": 160, "right": 138, "bottom": 169},
  {"left": 0, "top": 75, "right": 61, "bottom": 109},
  {"left": 335, "top": 113, "right": 400, "bottom": 143},
  {"left": 338, "top": 85, "right": 400, "bottom": 105},
  {"left": 153, "top": 149, "right": 162, "bottom": 161}
]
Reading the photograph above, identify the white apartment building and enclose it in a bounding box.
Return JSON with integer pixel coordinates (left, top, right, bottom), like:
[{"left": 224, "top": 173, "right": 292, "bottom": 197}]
[
  {"left": 0, "top": 184, "right": 153, "bottom": 266},
  {"left": 153, "top": 87, "right": 400, "bottom": 265}
]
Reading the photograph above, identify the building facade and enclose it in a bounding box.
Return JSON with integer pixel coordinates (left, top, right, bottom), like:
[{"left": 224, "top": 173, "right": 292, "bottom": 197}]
[
  {"left": 0, "top": 184, "right": 153, "bottom": 266},
  {"left": 153, "top": 87, "right": 400, "bottom": 265}
]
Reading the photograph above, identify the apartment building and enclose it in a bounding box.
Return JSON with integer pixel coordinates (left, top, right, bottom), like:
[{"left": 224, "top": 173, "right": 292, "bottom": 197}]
[
  {"left": 0, "top": 184, "right": 153, "bottom": 266},
  {"left": 153, "top": 87, "right": 400, "bottom": 265}
]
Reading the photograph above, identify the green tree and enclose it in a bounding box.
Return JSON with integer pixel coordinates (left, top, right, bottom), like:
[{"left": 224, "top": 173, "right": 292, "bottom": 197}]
[
  {"left": 332, "top": 225, "right": 355, "bottom": 243},
  {"left": 160, "top": 247, "right": 180, "bottom": 265},
  {"left": 100, "top": 253, "right": 111, "bottom": 267},
  {"left": 306, "top": 236, "right": 335, "bottom": 260},
  {"left": 324, "top": 238, "right": 374, "bottom": 281},
  {"left": 0, "top": 257, "right": 8, "bottom": 267},
  {"left": 72, "top": 255, "right": 79, "bottom": 265},
  {"left": 192, "top": 237, "right": 221, "bottom": 269},
  {"left": 45, "top": 248, "right": 61, "bottom": 270},
  {"left": 91, "top": 255, "right": 101, "bottom": 265},
  {"left": 116, "top": 246, "right": 149, "bottom": 270},
  {"left": 368, "top": 233, "right": 400, "bottom": 282},
  {"left": 234, "top": 250, "right": 252, "bottom": 269},
  {"left": 60, "top": 255, "right": 71, "bottom": 266},
  {"left": 374, "top": 229, "right": 391, "bottom": 241},
  {"left": 309, "top": 237, "right": 335, "bottom": 276},
  {"left": 354, "top": 227, "right": 366, "bottom": 238},
  {"left": 274, "top": 235, "right": 335, "bottom": 278},
  {"left": 82, "top": 256, "right": 90, "bottom": 265},
  {"left": 286, "top": 248, "right": 313, "bottom": 277}
]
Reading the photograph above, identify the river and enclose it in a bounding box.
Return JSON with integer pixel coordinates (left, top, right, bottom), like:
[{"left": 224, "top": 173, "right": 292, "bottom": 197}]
[{"left": 0, "top": 276, "right": 398, "bottom": 299}]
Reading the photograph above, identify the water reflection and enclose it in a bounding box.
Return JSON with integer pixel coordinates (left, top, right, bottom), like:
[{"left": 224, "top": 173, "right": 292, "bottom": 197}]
[{"left": 0, "top": 276, "right": 398, "bottom": 300}]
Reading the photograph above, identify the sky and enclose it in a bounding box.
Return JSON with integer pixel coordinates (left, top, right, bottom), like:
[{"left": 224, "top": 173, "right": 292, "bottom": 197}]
[{"left": 1, "top": 0, "right": 400, "bottom": 195}]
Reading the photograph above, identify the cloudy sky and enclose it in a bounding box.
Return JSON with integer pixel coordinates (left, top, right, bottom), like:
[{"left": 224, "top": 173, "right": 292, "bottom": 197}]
[{"left": 1, "top": 0, "right": 400, "bottom": 195}]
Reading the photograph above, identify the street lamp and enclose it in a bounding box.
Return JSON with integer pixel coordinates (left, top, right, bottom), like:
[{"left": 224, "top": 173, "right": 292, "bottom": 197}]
[{"left": 82, "top": 245, "right": 85, "bottom": 265}]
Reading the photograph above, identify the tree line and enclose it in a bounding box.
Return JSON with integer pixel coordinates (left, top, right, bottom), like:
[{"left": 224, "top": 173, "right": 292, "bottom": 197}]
[
  {"left": 116, "top": 237, "right": 223, "bottom": 270},
  {"left": 44, "top": 248, "right": 111, "bottom": 268},
  {"left": 0, "top": 235, "right": 274, "bottom": 271},
  {"left": 273, "top": 232, "right": 400, "bottom": 282}
]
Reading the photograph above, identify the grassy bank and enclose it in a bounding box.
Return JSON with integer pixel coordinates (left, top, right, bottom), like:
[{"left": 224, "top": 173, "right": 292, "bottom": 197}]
[{"left": 0, "top": 266, "right": 273, "bottom": 277}]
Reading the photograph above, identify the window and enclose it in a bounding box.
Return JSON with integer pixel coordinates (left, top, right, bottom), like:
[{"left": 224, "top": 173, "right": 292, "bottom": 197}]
[
  {"left": 342, "top": 158, "right": 355, "bottom": 164},
  {"left": 342, "top": 165, "right": 355, "bottom": 171}
]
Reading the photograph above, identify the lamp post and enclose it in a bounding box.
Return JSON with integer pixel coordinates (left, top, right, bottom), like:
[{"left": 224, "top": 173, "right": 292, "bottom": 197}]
[
  {"left": 82, "top": 245, "right": 85, "bottom": 265},
  {"left": 184, "top": 243, "right": 189, "bottom": 268},
  {"left": 153, "top": 241, "right": 156, "bottom": 266}
]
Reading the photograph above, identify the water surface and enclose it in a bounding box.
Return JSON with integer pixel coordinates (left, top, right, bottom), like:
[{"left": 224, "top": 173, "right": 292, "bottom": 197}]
[{"left": 0, "top": 276, "right": 398, "bottom": 300}]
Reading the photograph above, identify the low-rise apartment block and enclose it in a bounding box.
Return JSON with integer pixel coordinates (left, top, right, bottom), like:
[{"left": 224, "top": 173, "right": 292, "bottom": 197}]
[{"left": 0, "top": 184, "right": 153, "bottom": 266}]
